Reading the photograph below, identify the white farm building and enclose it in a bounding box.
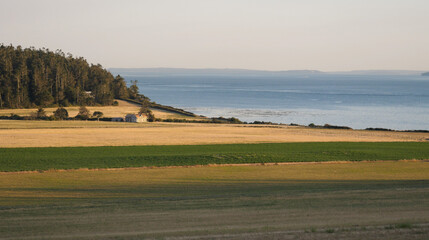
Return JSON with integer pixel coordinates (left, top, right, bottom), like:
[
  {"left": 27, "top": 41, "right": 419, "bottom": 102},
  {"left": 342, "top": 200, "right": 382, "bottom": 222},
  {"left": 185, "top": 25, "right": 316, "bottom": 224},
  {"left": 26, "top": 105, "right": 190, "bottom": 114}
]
[{"left": 125, "top": 114, "right": 148, "bottom": 123}]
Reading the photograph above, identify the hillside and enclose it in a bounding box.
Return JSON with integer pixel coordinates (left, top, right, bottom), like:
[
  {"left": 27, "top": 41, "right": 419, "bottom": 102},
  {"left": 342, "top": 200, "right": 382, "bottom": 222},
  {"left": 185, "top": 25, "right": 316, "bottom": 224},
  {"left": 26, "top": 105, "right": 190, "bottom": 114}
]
[
  {"left": 0, "top": 45, "right": 134, "bottom": 108},
  {"left": 0, "top": 99, "right": 204, "bottom": 121}
]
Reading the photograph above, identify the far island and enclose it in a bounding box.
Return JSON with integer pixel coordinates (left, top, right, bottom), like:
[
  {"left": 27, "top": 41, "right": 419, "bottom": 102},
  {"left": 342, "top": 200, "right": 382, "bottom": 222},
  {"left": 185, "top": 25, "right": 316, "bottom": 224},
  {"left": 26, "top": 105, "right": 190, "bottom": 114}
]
[{"left": 422, "top": 72, "right": 429, "bottom": 76}]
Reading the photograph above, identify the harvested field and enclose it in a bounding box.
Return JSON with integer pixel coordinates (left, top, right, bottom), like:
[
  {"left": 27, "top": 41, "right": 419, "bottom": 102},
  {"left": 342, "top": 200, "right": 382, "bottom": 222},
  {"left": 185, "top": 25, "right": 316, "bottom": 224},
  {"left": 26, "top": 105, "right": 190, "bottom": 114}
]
[
  {"left": 0, "top": 99, "right": 202, "bottom": 120},
  {"left": 0, "top": 120, "right": 428, "bottom": 148},
  {"left": 1, "top": 161, "right": 429, "bottom": 239}
]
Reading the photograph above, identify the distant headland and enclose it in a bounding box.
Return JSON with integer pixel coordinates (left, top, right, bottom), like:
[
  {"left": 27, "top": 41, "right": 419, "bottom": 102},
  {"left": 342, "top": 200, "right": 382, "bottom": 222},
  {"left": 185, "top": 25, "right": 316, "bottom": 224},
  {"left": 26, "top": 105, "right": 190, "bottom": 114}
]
[
  {"left": 422, "top": 72, "right": 429, "bottom": 76},
  {"left": 110, "top": 68, "right": 425, "bottom": 76}
]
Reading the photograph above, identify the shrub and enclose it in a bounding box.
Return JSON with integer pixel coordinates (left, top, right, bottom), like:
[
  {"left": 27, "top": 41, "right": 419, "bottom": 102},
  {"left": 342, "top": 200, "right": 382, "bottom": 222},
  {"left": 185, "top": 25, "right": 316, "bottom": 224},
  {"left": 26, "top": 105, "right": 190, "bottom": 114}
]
[
  {"left": 53, "top": 107, "right": 69, "bottom": 120},
  {"left": 323, "top": 124, "right": 352, "bottom": 130},
  {"left": 75, "top": 106, "right": 90, "bottom": 120},
  {"left": 366, "top": 127, "right": 394, "bottom": 132},
  {"left": 35, "top": 108, "right": 47, "bottom": 119},
  {"left": 93, "top": 111, "right": 104, "bottom": 119},
  {"left": 229, "top": 117, "right": 242, "bottom": 124},
  {"left": 147, "top": 111, "right": 155, "bottom": 122},
  {"left": 9, "top": 114, "right": 23, "bottom": 120}
]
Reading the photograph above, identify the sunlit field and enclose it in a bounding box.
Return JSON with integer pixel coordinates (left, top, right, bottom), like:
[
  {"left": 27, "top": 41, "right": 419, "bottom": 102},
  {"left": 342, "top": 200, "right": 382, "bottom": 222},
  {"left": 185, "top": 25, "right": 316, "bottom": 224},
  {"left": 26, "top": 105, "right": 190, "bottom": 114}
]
[
  {"left": 1, "top": 120, "right": 428, "bottom": 148},
  {"left": 0, "top": 99, "right": 200, "bottom": 120},
  {"left": 1, "top": 161, "right": 428, "bottom": 239}
]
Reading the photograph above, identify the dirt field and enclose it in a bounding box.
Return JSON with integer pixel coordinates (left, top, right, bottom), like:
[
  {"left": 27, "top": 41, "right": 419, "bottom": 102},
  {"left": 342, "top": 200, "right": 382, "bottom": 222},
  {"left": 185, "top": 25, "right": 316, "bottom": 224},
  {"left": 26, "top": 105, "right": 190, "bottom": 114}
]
[
  {"left": 0, "top": 120, "right": 428, "bottom": 148},
  {"left": 1, "top": 161, "right": 428, "bottom": 239}
]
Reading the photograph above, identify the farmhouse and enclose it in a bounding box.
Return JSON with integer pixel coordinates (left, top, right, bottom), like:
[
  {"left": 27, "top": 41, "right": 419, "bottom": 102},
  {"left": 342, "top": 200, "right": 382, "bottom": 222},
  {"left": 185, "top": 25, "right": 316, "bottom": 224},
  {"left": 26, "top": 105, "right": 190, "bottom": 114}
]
[{"left": 125, "top": 113, "right": 148, "bottom": 123}]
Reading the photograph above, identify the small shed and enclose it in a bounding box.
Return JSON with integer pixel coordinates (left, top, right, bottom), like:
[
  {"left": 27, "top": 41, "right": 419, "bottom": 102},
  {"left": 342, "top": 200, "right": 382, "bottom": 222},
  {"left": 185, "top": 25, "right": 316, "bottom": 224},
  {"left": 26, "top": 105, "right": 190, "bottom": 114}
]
[{"left": 125, "top": 114, "right": 148, "bottom": 123}]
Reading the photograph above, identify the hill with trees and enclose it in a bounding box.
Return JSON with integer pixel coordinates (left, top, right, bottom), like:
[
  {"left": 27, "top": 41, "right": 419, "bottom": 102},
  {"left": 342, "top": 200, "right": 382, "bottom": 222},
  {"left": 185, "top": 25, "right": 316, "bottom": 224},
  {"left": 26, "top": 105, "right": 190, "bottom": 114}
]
[{"left": 0, "top": 44, "right": 137, "bottom": 108}]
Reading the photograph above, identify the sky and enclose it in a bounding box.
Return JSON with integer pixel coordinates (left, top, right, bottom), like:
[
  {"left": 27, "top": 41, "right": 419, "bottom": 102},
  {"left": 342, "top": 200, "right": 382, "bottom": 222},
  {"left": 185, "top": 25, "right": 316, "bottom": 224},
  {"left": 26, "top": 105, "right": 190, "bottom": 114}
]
[{"left": 1, "top": 0, "right": 429, "bottom": 71}]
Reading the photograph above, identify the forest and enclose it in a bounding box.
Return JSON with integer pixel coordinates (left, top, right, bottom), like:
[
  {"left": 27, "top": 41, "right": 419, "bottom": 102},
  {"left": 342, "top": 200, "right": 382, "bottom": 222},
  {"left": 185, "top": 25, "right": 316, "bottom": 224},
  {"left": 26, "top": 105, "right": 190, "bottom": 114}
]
[{"left": 0, "top": 44, "right": 140, "bottom": 108}]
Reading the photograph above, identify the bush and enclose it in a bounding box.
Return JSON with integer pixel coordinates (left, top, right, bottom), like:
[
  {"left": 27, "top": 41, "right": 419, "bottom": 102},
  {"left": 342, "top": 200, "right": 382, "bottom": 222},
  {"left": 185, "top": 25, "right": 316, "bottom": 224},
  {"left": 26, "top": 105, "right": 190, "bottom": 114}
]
[
  {"left": 75, "top": 106, "right": 90, "bottom": 120},
  {"left": 323, "top": 124, "right": 352, "bottom": 130},
  {"left": 35, "top": 108, "right": 47, "bottom": 119},
  {"left": 147, "top": 111, "right": 155, "bottom": 122},
  {"left": 229, "top": 117, "right": 242, "bottom": 124},
  {"left": 53, "top": 107, "right": 69, "bottom": 120},
  {"left": 93, "top": 111, "right": 104, "bottom": 119},
  {"left": 366, "top": 127, "right": 394, "bottom": 132},
  {"left": 251, "top": 121, "right": 274, "bottom": 125},
  {"left": 9, "top": 114, "right": 23, "bottom": 120}
]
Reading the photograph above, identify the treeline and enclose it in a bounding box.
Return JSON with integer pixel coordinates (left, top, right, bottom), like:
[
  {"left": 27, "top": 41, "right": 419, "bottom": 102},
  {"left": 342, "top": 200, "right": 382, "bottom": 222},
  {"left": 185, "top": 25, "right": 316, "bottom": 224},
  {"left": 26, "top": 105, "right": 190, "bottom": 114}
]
[
  {"left": 160, "top": 117, "right": 242, "bottom": 124},
  {"left": 0, "top": 44, "right": 138, "bottom": 108}
]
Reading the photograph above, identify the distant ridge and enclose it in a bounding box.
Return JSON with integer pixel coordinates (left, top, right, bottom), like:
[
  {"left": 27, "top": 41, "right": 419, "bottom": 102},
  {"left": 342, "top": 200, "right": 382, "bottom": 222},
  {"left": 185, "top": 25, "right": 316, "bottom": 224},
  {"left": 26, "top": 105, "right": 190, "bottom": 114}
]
[
  {"left": 109, "top": 68, "right": 323, "bottom": 76},
  {"left": 330, "top": 70, "right": 424, "bottom": 75},
  {"left": 110, "top": 68, "right": 425, "bottom": 76},
  {"left": 422, "top": 72, "right": 429, "bottom": 76}
]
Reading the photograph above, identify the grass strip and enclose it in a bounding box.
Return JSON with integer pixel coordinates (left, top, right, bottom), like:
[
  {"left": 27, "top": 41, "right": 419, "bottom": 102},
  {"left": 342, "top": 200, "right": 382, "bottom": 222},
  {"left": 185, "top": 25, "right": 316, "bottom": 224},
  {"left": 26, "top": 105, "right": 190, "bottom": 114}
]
[{"left": 0, "top": 142, "right": 428, "bottom": 172}]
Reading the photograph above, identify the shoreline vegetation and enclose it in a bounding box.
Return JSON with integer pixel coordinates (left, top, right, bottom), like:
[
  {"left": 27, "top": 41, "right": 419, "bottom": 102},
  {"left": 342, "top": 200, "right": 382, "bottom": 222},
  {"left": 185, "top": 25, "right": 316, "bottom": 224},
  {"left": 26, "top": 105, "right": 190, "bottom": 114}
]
[
  {"left": 1, "top": 113, "right": 428, "bottom": 132},
  {"left": 1, "top": 142, "right": 428, "bottom": 172},
  {"left": 1, "top": 103, "right": 428, "bottom": 132}
]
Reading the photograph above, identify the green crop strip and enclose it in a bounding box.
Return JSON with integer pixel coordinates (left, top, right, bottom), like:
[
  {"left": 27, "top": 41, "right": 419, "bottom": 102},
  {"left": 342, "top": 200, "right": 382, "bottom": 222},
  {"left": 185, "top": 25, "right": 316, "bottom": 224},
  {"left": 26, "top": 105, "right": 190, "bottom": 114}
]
[{"left": 0, "top": 142, "right": 428, "bottom": 172}]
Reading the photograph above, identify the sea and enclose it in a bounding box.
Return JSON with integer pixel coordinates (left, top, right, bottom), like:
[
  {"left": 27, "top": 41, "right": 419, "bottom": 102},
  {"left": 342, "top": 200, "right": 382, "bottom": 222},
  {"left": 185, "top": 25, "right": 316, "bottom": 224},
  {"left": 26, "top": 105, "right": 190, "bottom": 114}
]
[{"left": 113, "top": 71, "right": 429, "bottom": 130}]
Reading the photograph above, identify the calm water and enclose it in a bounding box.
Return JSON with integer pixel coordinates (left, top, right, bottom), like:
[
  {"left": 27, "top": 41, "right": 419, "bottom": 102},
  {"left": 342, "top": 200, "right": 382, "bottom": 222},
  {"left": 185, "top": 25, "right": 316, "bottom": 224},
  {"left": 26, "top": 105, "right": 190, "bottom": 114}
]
[{"left": 118, "top": 73, "right": 429, "bottom": 130}]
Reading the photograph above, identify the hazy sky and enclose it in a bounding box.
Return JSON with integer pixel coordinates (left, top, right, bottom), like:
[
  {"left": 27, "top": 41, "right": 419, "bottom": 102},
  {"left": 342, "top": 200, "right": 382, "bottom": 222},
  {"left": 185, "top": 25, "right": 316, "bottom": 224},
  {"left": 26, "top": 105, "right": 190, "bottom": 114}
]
[{"left": 1, "top": 0, "right": 428, "bottom": 71}]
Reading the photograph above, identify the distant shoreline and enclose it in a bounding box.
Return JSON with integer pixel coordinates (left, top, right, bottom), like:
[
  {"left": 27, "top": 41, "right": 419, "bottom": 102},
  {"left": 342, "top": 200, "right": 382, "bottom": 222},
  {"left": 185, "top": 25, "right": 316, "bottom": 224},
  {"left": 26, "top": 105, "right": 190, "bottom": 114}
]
[{"left": 110, "top": 67, "right": 427, "bottom": 76}]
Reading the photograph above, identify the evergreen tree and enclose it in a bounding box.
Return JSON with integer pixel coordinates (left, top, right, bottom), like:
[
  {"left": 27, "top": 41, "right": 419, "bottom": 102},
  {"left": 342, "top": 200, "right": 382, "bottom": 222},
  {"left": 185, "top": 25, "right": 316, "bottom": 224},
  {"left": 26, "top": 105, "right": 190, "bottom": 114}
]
[{"left": 0, "top": 44, "right": 130, "bottom": 108}]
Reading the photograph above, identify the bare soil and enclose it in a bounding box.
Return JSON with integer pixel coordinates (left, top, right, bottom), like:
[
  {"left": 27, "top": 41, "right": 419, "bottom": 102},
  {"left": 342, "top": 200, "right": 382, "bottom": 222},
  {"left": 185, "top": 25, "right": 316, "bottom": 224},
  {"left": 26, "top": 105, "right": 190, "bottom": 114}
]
[{"left": 1, "top": 162, "right": 428, "bottom": 239}]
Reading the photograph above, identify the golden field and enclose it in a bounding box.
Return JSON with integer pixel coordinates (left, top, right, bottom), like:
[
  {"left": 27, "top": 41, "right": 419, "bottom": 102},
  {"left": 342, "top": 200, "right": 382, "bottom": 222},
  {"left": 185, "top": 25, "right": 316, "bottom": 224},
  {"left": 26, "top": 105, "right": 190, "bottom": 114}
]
[
  {"left": 1, "top": 99, "right": 427, "bottom": 148},
  {"left": 0, "top": 99, "right": 202, "bottom": 120},
  {"left": 0, "top": 120, "right": 428, "bottom": 148}
]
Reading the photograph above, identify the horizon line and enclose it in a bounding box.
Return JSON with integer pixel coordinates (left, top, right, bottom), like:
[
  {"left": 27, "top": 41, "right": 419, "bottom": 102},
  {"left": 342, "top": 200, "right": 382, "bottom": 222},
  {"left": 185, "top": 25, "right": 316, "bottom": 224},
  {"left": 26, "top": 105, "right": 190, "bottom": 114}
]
[{"left": 108, "top": 67, "right": 428, "bottom": 73}]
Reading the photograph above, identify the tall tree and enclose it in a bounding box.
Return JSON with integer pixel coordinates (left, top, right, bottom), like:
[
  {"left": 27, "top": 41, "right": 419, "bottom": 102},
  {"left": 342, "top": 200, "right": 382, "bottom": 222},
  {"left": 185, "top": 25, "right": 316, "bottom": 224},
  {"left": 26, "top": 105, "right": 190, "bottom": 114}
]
[{"left": 0, "top": 44, "right": 131, "bottom": 108}]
